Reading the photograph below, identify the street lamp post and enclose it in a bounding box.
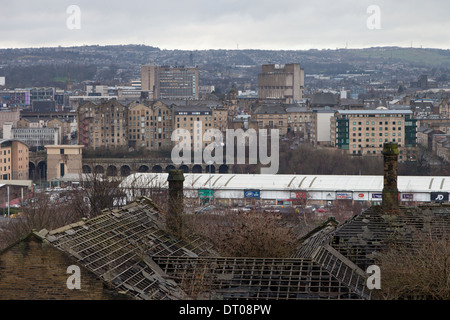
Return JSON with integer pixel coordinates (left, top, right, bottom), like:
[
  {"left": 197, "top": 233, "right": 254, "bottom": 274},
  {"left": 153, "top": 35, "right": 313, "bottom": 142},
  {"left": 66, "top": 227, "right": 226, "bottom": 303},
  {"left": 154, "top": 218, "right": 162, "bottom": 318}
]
[
  {"left": 207, "top": 160, "right": 213, "bottom": 204},
  {"left": 7, "top": 186, "right": 10, "bottom": 218}
]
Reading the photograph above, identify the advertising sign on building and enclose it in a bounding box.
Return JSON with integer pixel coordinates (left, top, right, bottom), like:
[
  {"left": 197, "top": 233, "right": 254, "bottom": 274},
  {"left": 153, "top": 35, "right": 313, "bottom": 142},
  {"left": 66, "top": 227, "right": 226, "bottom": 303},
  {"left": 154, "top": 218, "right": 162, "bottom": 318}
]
[
  {"left": 199, "top": 189, "right": 213, "bottom": 198},
  {"left": 431, "top": 192, "right": 449, "bottom": 203},
  {"left": 371, "top": 193, "right": 383, "bottom": 199},
  {"left": 244, "top": 190, "right": 260, "bottom": 198},
  {"left": 336, "top": 192, "right": 352, "bottom": 200},
  {"left": 295, "top": 191, "right": 307, "bottom": 199},
  {"left": 353, "top": 192, "right": 368, "bottom": 201},
  {"left": 401, "top": 193, "right": 414, "bottom": 200},
  {"left": 199, "top": 189, "right": 213, "bottom": 204}
]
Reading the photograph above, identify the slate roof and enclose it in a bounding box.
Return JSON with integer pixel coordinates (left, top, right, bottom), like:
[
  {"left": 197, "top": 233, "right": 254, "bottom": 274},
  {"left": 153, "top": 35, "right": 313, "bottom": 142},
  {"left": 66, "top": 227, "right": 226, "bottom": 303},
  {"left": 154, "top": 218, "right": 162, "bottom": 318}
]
[
  {"left": 311, "top": 92, "right": 339, "bottom": 106},
  {"left": 35, "top": 196, "right": 368, "bottom": 300},
  {"left": 291, "top": 203, "right": 450, "bottom": 299},
  {"left": 253, "top": 104, "right": 286, "bottom": 114},
  {"left": 41, "top": 197, "right": 218, "bottom": 300},
  {"left": 152, "top": 255, "right": 367, "bottom": 300},
  {"left": 301, "top": 203, "right": 450, "bottom": 272}
]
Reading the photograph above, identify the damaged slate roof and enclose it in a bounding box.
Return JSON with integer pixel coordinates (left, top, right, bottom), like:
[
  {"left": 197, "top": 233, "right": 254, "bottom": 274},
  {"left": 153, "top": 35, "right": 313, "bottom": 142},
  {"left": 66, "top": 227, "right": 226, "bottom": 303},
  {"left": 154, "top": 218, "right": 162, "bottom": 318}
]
[
  {"left": 40, "top": 197, "right": 218, "bottom": 300},
  {"left": 34, "top": 195, "right": 449, "bottom": 300},
  {"left": 327, "top": 203, "right": 450, "bottom": 271},
  {"left": 152, "top": 255, "right": 368, "bottom": 300},
  {"left": 290, "top": 203, "right": 450, "bottom": 300},
  {"left": 36, "top": 197, "right": 369, "bottom": 300}
]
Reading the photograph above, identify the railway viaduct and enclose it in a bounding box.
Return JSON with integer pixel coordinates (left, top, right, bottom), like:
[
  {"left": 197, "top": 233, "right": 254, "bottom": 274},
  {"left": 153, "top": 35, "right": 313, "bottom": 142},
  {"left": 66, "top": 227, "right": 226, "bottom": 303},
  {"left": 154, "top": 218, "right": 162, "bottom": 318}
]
[
  {"left": 80, "top": 158, "right": 234, "bottom": 176},
  {"left": 29, "top": 153, "right": 235, "bottom": 180}
]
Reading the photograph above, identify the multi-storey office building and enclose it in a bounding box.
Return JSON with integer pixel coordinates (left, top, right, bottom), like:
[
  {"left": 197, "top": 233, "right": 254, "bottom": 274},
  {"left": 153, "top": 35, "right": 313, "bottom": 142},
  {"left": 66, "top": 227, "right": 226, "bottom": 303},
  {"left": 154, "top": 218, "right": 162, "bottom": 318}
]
[
  {"left": 15, "top": 117, "right": 73, "bottom": 145},
  {"left": 0, "top": 87, "right": 55, "bottom": 108},
  {"left": 159, "top": 66, "right": 199, "bottom": 100},
  {"left": 331, "top": 110, "right": 417, "bottom": 161},
  {"left": 141, "top": 65, "right": 199, "bottom": 100},
  {"left": 30, "top": 87, "right": 55, "bottom": 102}
]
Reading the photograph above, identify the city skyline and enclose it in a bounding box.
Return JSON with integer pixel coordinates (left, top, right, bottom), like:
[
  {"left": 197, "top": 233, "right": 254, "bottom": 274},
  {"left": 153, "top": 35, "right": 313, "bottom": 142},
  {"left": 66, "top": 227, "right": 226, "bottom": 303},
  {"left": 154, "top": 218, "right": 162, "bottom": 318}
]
[{"left": 0, "top": 0, "right": 449, "bottom": 50}]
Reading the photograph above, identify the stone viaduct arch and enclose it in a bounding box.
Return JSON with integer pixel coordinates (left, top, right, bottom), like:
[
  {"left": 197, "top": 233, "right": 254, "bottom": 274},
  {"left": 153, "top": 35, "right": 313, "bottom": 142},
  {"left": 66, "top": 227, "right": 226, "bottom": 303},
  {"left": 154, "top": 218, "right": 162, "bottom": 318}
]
[
  {"left": 29, "top": 154, "right": 234, "bottom": 182},
  {"left": 81, "top": 158, "right": 233, "bottom": 177}
]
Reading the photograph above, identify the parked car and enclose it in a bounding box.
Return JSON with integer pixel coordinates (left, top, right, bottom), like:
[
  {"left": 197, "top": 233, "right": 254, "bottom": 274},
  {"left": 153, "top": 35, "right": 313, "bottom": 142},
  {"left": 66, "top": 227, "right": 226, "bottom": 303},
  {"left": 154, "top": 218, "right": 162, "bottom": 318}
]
[{"left": 194, "top": 205, "right": 216, "bottom": 214}]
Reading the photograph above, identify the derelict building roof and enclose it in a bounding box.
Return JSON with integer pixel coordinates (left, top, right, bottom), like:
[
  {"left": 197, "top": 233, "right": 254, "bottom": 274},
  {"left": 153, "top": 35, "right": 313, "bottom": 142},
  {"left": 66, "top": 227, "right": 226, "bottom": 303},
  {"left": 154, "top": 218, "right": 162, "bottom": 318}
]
[
  {"left": 294, "top": 203, "right": 450, "bottom": 271},
  {"left": 326, "top": 204, "right": 450, "bottom": 270},
  {"left": 34, "top": 196, "right": 370, "bottom": 300},
  {"left": 41, "top": 197, "right": 218, "bottom": 300},
  {"left": 23, "top": 190, "right": 449, "bottom": 300}
]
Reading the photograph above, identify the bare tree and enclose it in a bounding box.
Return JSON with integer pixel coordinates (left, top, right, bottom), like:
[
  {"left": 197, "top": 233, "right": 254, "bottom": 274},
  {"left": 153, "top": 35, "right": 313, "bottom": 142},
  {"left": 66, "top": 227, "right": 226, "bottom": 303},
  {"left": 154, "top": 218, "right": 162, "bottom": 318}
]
[
  {"left": 0, "top": 192, "right": 86, "bottom": 250},
  {"left": 119, "top": 173, "right": 169, "bottom": 213},
  {"left": 185, "top": 211, "right": 298, "bottom": 258},
  {"left": 76, "top": 169, "right": 126, "bottom": 217},
  {"left": 376, "top": 231, "right": 450, "bottom": 300}
]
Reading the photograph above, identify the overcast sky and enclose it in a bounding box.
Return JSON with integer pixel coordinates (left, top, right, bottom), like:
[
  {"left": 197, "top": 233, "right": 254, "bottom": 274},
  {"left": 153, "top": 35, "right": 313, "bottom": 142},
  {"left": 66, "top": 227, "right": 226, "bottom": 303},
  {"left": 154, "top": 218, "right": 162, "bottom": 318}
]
[{"left": 0, "top": 0, "right": 449, "bottom": 50}]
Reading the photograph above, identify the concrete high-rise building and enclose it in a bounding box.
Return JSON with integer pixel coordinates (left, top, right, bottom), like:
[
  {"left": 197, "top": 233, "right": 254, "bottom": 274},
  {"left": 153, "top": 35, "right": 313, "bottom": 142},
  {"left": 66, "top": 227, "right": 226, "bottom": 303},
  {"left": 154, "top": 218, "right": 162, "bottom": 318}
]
[
  {"left": 141, "top": 65, "right": 158, "bottom": 94},
  {"left": 141, "top": 65, "right": 199, "bottom": 100},
  {"left": 257, "top": 63, "right": 304, "bottom": 103}
]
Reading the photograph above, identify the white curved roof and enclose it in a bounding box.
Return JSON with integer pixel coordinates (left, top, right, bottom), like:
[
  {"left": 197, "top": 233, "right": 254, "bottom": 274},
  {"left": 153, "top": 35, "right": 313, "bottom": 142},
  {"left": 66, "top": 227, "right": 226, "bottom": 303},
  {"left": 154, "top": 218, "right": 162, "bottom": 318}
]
[{"left": 119, "top": 173, "right": 450, "bottom": 193}]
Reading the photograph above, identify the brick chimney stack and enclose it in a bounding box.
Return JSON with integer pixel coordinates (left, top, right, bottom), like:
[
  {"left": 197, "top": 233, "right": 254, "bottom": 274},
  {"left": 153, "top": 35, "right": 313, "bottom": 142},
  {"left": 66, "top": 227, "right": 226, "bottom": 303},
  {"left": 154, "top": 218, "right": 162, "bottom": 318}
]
[
  {"left": 382, "top": 142, "right": 399, "bottom": 210},
  {"left": 167, "top": 169, "right": 185, "bottom": 239}
]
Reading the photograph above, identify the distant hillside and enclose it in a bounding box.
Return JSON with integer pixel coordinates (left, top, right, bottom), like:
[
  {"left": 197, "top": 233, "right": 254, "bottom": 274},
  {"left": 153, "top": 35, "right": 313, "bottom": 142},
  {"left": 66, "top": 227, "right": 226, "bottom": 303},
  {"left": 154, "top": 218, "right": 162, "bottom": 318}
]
[
  {"left": 1, "top": 64, "right": 97, "bottom": 88},
  {"left": 0, "top": 45, "right": 449, "bottom": 88},
  {"left": 347, "top": 47, "right": 450, "bottom": 68}
]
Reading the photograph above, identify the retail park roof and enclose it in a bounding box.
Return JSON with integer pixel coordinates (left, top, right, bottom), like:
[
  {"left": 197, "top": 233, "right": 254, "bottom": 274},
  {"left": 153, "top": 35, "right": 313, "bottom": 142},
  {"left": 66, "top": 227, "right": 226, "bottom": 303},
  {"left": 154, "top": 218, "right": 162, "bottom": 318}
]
[{"left": 120, "top": 173, "right": 450, "bottom": 193}]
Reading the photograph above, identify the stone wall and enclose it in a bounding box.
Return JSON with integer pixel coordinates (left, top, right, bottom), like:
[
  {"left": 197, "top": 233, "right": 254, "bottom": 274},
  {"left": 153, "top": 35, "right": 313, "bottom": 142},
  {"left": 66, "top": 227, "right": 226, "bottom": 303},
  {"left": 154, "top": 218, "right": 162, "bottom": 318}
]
[{"left": 0, "top": 235, "right": 123, "bottom": 300}]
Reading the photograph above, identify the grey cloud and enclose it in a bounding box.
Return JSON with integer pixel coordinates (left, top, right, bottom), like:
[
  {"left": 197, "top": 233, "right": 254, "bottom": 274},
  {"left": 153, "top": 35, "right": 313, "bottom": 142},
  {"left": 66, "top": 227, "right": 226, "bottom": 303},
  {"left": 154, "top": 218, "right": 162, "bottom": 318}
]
[{"left": 0, "top": 0, "right": 448, "bottom": 49}]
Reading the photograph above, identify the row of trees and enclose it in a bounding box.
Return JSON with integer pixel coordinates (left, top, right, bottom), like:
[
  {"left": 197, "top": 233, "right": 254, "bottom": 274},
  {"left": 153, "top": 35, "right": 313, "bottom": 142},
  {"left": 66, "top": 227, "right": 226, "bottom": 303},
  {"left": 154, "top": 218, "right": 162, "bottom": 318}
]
[
  {"left": 1, "top": 64, "right": 97, "bottom": 88},
  {"left": 278, "top": 142, "right": 450, "bottom": 176}
]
